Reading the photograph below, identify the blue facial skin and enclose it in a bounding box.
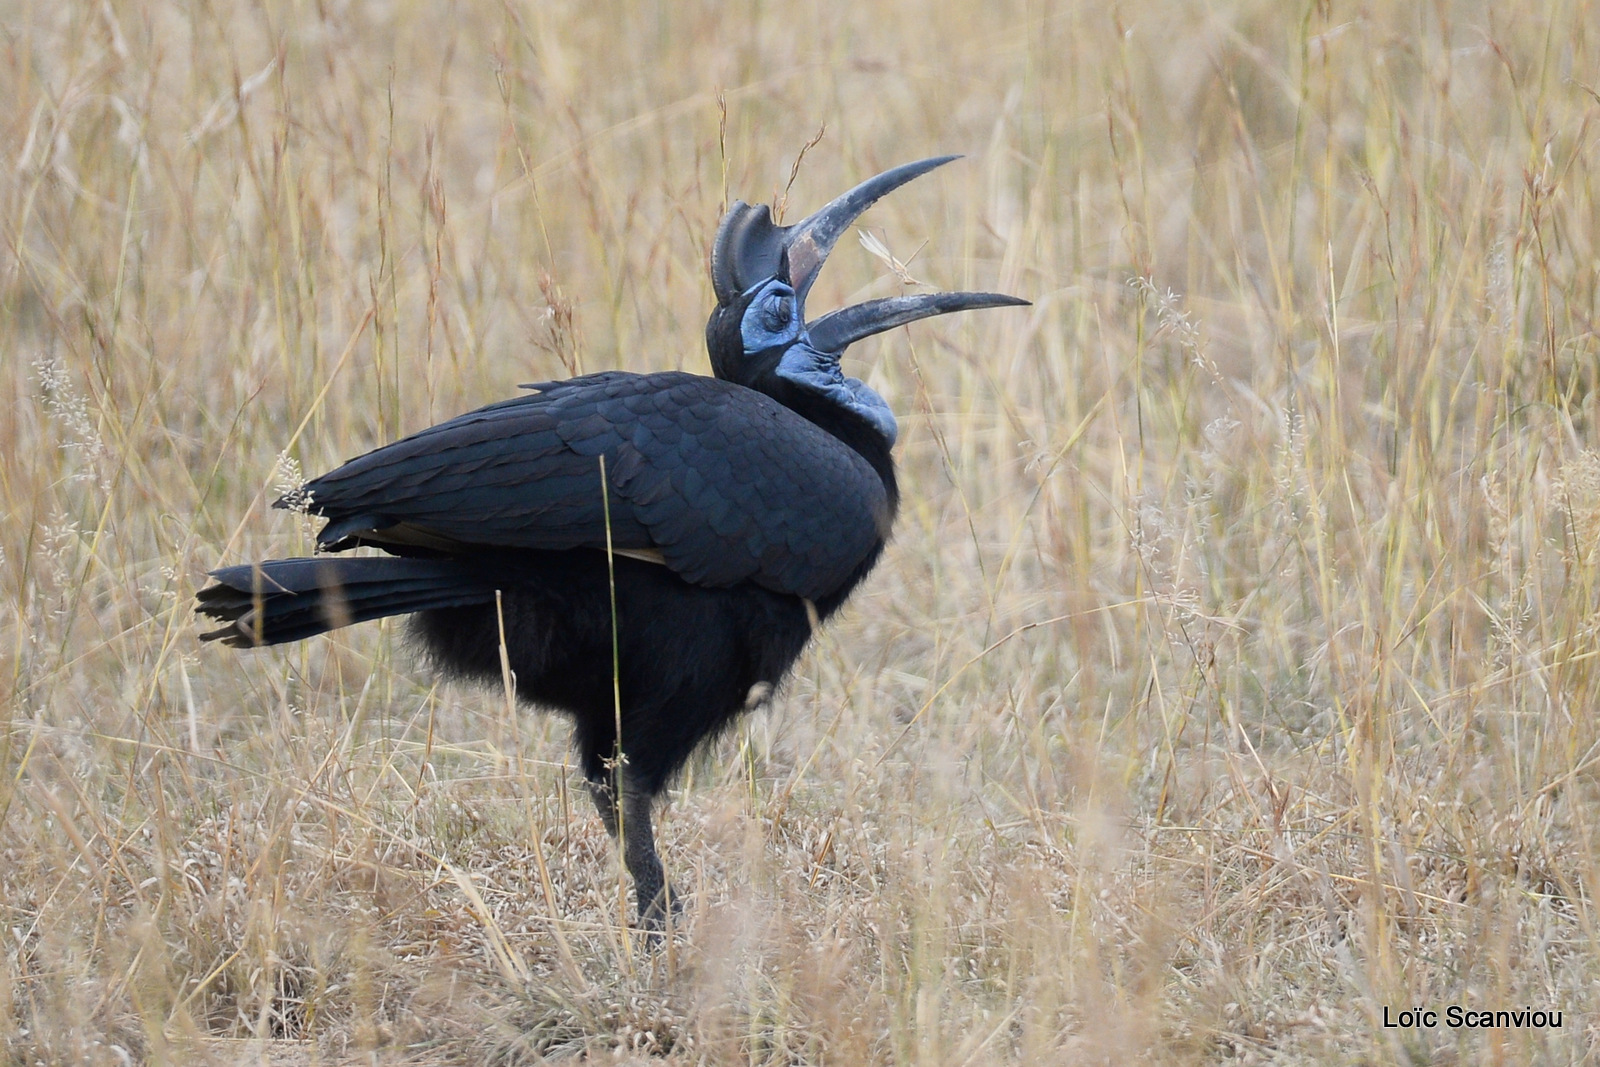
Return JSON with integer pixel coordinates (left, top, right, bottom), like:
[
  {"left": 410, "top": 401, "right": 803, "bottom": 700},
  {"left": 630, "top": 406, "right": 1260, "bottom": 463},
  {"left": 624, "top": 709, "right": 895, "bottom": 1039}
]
[{"left": 739, "top": 279, "right": 899, "bottom": 446}]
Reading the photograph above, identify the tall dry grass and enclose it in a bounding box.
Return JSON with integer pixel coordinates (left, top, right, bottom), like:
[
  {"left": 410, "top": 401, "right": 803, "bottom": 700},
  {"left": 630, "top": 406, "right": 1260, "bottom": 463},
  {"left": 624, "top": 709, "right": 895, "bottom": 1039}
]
[{"left": 4, "top": 0, "right": 1599, "bottom": 1062}]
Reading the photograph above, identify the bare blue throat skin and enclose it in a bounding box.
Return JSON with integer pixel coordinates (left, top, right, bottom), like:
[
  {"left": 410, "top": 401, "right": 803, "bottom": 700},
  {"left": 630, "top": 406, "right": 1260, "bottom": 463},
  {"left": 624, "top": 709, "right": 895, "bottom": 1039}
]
[
  {"left": 775, "top": 343, "right": 898, "bottom": 445},
  {"left": 738, "top": 277, "right": 899, "bottom": 446}
]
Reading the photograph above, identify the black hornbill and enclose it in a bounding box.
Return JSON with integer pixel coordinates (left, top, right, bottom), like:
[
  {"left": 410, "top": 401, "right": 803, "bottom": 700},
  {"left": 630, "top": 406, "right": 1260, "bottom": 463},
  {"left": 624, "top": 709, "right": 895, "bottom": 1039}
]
[{"left": 196, "top": 156, "right": 1027, "bottom": 927}]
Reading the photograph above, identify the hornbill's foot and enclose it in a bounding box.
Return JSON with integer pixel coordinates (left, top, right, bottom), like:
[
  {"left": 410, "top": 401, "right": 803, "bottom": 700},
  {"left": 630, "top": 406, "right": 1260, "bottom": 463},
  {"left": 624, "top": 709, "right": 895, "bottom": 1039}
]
[
  {"left": 587, "top": 774, "right": 680, "bottom": 936},
  {"left": 637, "top": 879, "right": 683, "bottom": 934}
]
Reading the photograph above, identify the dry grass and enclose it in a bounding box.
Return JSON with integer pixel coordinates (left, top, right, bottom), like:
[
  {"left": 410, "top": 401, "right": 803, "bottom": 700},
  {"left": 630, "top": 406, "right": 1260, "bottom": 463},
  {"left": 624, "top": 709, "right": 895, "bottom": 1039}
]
[{"left": 4, "top": 0, "right": 1600, "bottom": 1063}]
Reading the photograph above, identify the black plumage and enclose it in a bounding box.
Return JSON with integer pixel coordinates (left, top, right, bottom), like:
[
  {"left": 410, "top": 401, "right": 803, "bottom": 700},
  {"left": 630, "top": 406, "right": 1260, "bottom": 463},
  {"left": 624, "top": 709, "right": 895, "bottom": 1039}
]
[
  {"left": 301, "top": 371, "right": 891, "bottom": 601},
  {"left": 197, "top": 157, "right": 1026, "bottom": 928}
]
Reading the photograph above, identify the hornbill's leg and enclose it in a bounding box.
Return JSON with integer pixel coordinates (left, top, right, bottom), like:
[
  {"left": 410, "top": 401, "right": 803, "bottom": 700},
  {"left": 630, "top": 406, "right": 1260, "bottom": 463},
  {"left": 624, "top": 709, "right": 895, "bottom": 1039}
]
[
  {"left": 586, "top": 778, "right": 619, "bottom": 837},
  {"left": 586, "top": 772, "right": 674, "bottom": 927}
]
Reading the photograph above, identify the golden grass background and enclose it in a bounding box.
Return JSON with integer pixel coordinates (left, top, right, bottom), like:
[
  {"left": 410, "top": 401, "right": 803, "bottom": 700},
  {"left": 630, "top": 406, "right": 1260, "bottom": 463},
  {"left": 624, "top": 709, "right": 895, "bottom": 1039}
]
[{"left": 5, "top": 0, "right": 1600, "bottom": 1062}]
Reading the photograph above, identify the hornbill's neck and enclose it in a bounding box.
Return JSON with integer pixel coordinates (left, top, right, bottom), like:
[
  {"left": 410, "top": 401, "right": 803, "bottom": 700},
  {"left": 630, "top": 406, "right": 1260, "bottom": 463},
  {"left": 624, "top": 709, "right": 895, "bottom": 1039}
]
[
  {"left": 705, "top": 298, "right": 899, "bottom": 504},
  {"left": 766, "top": 377, "right": 900, "bottom": 513}
]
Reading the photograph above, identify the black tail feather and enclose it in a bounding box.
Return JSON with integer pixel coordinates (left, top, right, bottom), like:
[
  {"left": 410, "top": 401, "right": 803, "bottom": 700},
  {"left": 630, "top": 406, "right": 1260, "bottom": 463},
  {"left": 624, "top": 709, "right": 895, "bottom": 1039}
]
[{"left": 196, "top": 557, "right": 501, "bottom": 647}]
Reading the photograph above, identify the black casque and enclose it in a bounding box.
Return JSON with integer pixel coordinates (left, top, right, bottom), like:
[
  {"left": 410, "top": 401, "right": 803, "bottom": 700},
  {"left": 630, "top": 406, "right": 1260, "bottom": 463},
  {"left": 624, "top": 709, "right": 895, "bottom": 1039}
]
[{"left": 196, "top": 157, "right": 1028, "bottom": 929}]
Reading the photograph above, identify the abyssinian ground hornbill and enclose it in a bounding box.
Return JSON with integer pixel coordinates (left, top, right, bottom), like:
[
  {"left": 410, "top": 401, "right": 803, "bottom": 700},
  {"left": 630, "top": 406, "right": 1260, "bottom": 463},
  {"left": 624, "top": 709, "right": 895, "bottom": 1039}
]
[{"left": 197, "top": 156, "right": 1027, "bottom": 927}]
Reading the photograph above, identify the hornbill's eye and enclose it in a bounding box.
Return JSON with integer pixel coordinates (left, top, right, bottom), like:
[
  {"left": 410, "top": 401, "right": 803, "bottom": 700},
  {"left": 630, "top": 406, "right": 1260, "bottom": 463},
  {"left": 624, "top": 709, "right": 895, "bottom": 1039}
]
[{"left": 761, "top": 293, "right": 792, "bottom": 333}]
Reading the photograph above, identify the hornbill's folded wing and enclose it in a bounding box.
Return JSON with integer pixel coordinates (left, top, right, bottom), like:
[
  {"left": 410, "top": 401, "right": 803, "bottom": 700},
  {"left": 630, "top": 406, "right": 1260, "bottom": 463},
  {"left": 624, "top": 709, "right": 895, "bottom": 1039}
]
[{"left": 290, "top": 371, "right": 890, "bottom": 602}]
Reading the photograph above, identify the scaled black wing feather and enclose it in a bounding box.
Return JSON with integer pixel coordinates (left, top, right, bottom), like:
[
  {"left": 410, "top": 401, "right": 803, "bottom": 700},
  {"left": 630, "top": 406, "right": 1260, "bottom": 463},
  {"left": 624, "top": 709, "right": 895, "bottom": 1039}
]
[{"left": 292, "top": 371, "right": 889, "bottom": 602}]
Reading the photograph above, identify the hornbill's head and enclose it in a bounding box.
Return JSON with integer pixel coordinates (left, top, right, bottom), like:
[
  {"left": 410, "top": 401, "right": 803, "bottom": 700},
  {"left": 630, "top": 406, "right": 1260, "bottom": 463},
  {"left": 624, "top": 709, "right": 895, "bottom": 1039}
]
[{"left": 705, "top": 156, "right": 1028, "bottom": 445}]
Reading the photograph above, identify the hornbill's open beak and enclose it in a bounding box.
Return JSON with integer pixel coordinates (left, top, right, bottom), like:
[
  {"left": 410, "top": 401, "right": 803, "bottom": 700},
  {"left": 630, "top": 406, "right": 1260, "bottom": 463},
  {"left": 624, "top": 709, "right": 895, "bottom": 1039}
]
[
  {"left": 805, "top": 291, "right": 1030, "bottom": 354},
  {"left": 711, "top": 156, "right": 1028, "bottom": 348}
]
